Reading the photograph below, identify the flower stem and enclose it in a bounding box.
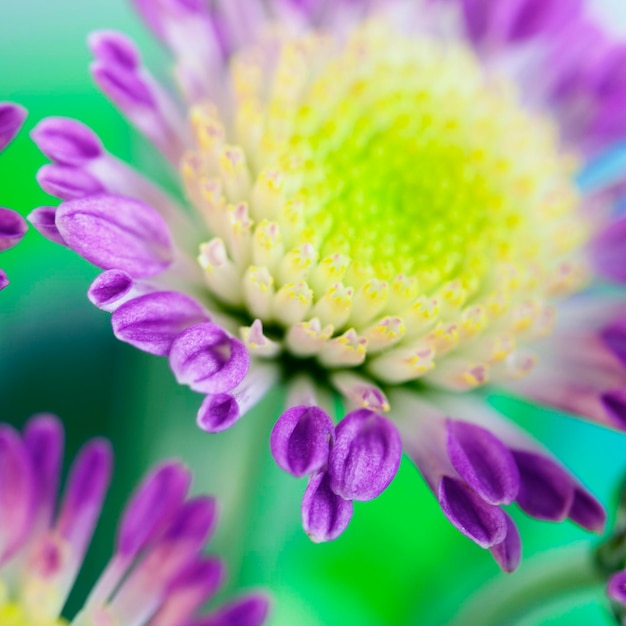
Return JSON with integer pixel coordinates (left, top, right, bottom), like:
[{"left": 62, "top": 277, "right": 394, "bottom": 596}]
[{"left": 448, "top": 543, "right": 605, "bottom": 626}]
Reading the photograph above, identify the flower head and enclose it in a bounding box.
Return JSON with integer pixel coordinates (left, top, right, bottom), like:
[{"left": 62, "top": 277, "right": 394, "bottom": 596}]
[
  {"left": 0, "top": 102, "right": 28, "bottom": 291},
  {"left": 0, "top": 414, "right": 269, "bottom": 626},
  {"left": 30, "top": 0, "right": 626, "bottom": 567}
]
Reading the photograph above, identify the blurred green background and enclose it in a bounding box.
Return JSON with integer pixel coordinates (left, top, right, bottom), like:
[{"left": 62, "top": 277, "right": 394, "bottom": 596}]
[{"left": 2, "top": 1, "right": 626, "bottom": 624}]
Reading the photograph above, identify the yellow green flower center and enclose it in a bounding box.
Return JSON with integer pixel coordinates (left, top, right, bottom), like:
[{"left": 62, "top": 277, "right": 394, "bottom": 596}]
[
  {"left": 0, "top": 602, "right": 66, "bottom": 626},
  {"left": 182, "top": 19, "right": 589, "bottom": 393}
]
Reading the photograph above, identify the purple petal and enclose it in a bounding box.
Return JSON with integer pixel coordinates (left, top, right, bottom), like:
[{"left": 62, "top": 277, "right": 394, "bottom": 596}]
[
  {"left": 270, "top": 406, "right": 334, "bottom": 478},
  {"left": 163, "top": 496, "right": 218, "bottom": 547},
  {"left": 88, "top": 269, "right": 158, "bottom": 313},
  {"left": 169, "top": 322, "right": 250, "bottom": 394},
  {"left": 130, "top": 0, "right": 167, "bottom": 40},
  {"left": 0, "top": 426, "right": 36, "bottom": 563},
  {"left": 591, "top": 217, "right": 626, "bottom": 283},
  {"left": 511, "top": 449, "right": 574, "bottom": 521},
  {"left": 88, "top": 30, "right": 141, "bottom": 70},
  {"left": 169, "top": 555, "right": 224, "bottom": 598},
  {"left": 0, "top": 103, "right": 26, "bottom": 152},
  {"left": 56, "top": 439, "right": 112, "bottom": 558},
  {"left": 91, "top": 61, "right": 155, "bottom": 109},
  {"left": 446, "top": 420, "right": 519, "bottom": 505},
  {"left": 117, "top": 462, "right": 191, "bottom": 558},
  {"left": 0, "top": 270, "right": 8, "bottom": 291},
  {"left": 197, "top": 393, "right": 240, "bottom": 432},
  {"left": 109, "top": 493, "right": 218, "bottom": 615},
  {"left": 27, "top": 206, "right": 67, "bottom": 246},
  {"left": 37, "top": 164, "right": 104, "bottom": 200},
  {"left": 112, "top": 291, "right": 209, "bottom": 356},
  {"left": 23, "top": 415, "right": 64, "bottom": 528},
  {"left": 601, "top": 319, "right": 626, "bottom": 369},
  {"left": 89, "top": 269, "right": 134, "bottom": 311},
  {"left": 199, "top": 594, "right": 271, "bottom": 626},
  {"left": 302, "top": 472, "right": 353, "bottom": 543},
  {"left": 489, "top": 513, "right": 522, "bottom": 573},
  {"left": 569, "top": 486, "right": 606, "bottom": 533},
  {"left": 438, "top": 476, "right": 508, "bottom": 548},
  {"left": 498, "top": 0, "right": 581, "bottom": 43},
  {"left": 601, "top": 389, "right": 626, "bottom": 430},
  {"left": 56, "top": 194, "right": 174, "bottom": 277},
  {"left": 196, "top": 365, "right": 276, "bottom": 433},
  {"left": 89, "top": 56, "right": 183, "bottom": 163},
  {"left": 127, "top": 498, "right": 220, "bottom": 601},
  {"left": 608, "top": 570, "right": 626, "bottom": 605},
  {"left": 157, "top": 557, "right": 225, "bottom": 624},
  {"left": 460, "top": 0, "right": 494, "bottom": 42},
  {"left": 328, "top": 409, "right": 402, "bottom": 502},
  {"left": 0, "top": 207, "right": 27, "bottom": 252},
  {"left": 31, "top": 117, "right": 103, "bottom": 165}
]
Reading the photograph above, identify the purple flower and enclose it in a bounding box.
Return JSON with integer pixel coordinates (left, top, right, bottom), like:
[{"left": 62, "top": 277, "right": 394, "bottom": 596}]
[
  {"left": 0, "top": 414, "right": 270, "bottom": 626},
  {"left": 0, "top": 102, "right": 27, "bottom": 291},
  {"left": 608, "top": 570, "right": 626, "bottom": 606},
  {"left": 30, "top": 0, "right": 626, "bottom": 562}
]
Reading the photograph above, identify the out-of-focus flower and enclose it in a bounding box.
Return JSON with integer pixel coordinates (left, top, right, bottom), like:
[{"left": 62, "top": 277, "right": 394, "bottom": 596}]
[
  {"left": 0, "top": 414, "right": 269, "bottom": 626},
  {"left": 597, "top": 479, "right": 626, "bottom": 622},
  {"left": 608, "top": 570, "right": 626, "bottom": 609},
  {"left": 0, "top": 102, "right": 27, "bottom": 291},
  {"left": 29, "top": 0, "right": 626, "bottom": 564}
]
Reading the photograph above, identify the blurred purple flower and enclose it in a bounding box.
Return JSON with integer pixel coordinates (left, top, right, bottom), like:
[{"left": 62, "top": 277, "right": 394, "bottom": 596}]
[{"left": 0, "top": 414, "right": 269, "bottom": 626}]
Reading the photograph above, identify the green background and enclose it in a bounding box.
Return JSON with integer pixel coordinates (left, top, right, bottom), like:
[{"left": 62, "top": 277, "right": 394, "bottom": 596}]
[{"left": 1, "top": 1, "right": 626, "bottom": 624}]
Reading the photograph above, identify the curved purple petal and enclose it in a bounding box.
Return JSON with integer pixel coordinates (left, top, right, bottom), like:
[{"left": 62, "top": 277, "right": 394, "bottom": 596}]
[
  {"left": 0, "top": 269, "right": 8, "bottom": 291},
  {"left": 302, "top": 472, "right": 353, "bottom": 543},
  {"left": 459, "top": 0, "right": 494, "bottom": 42},
  {"left": 89, "top": 269, "right": 135, "bottom": 310},
  {"left": 601, "top": 319, "right": 626, "bottom": 369},
  {"left": 196, "top": 366, "right": 275, "bottom": 433},
  {"left": 91, "top": 61, "right": 156, "bottom": 110},
  {"left": 459, "top": 0, "right": 581, "bottom": 45},
  {"left": 169, "top": 322, "right": 250, "bottom": 394},
  {"left": 37, "top": 164, "right": 104, "bottom": 200},
  {"left": 117, "top": 461, "right": 191, "bottom": 558},
  {"left": 197, "top": 393, "right": 240, "bottom": 433},
  {"left": 569, "top": 486, "right": 606, "bottom": 533},
  {"left": 158, "top": 557, "right": 225, "bottom": 625},
  {"left": 31, "top": 117, "right": 103, "bottom": 165},
  {"left": 112, "top": 291, "right": 209, "bottom": 355},
  {"left": 130, "top": 0, "right": 167, "bottom": 40},
  {"left": 438, "top": 476, "right": 508, "bottom": 548},
  {"left": 0, "top": 103, "right": 26, "bottom": 153},
  {"left": 270, "top": 406, "right": 334, "bottom": 478},
  {"left": 163, "top": 496, "right": 218, "bottom": 546},
  {"left": 198, "top": 593, "right": 270, "bottom": 626},
  {"left": 601, "top": 389, "right": 626, "bottom": 430},
  {"left": 497, "top": 0, "right": 582, "bottom": 43},
  {"left": 0, "top": 426, "right": 36, "bottom": 563},
  {"left": 27, "top": 206, "right": 67, "bottom": 247},
  {"left": 168, "top": 555, "right": 224, "bottom": 601},
  {"left": 56, "top": 439, "right": 112, "bottom": 558},
  {"left": 591, "top": 217, "right": 626, "bottom": 283},
  {"left": 511, "top": 449, "right": 575, "bottom": 521},
  {"left": 88, "top": 30, "right": 141, "bottom": 70},
  {"left": 446, "top": 420, "right": 519, "bottom": 505},
  {"left": 23, "top": 415, "right": 64, "bottom": 528},
  {"left": 0, "top": 207, "right": 27, "bottom": 252},
  {"left": 608, "top": 570, "right": 626, "bottom": 605},
  {"left": 489, "top": 513, "right": 522, "bottom": 573},
  {"left": 56, "top": 194, "right": 174, "bottom": 277},
  {"left": 328, "top": 409, "right": 402, "bottom": 502}
]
